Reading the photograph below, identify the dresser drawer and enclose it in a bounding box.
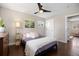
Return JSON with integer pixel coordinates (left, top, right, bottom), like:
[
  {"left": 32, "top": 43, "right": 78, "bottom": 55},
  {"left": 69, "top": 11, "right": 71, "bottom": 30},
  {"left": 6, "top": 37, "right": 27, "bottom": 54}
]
[
  {"left": 3, "top": 37, "right": 8, "bottom": 44},
  {"left": 0, "top": 32, "right": 9, "bottom": 56},
  {"left": 0, "top": 38, "right": 3, "bottom": 56},
  {"left": 3, "top": 38, "right": 8, "bottom": 48}
]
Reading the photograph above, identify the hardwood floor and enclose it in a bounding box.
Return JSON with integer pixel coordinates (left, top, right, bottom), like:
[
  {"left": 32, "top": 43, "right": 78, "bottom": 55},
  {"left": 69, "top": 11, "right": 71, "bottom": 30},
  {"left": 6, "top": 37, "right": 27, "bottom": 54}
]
[
  {"left": 47, "top": 37, "right": 79, "bottom": 56},
  {"left": 9, "top": 37, "right": 79, "bottom": 56},
  {"left": 9, "top": 45, "right": 24, "bottom": 56}
]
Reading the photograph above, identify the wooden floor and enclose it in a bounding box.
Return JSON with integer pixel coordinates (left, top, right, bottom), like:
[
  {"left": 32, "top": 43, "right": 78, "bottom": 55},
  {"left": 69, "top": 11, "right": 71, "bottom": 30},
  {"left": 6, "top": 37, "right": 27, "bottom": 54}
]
[
  {"left": 9, "top": 45, "right": 24, "bottom": 56},
  {"left": 9, "top": 37, "right": 79, "bottom": 56}
]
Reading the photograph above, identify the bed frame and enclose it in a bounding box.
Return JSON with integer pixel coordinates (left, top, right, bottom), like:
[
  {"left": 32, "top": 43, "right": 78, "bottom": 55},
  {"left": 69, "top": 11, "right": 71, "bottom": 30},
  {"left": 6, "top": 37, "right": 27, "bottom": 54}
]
[
  {"left": 21, "top": 40, "right": 26, "bottom": 49},
  {"left": 35, "top": 43, "right": 57, "bottom": 56}
]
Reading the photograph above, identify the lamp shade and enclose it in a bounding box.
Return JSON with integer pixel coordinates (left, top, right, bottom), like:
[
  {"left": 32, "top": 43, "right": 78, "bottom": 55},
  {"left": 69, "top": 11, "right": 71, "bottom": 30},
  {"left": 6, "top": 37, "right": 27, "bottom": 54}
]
[{"left": 15, "top": 22, "right": 20, "bottom": 28}]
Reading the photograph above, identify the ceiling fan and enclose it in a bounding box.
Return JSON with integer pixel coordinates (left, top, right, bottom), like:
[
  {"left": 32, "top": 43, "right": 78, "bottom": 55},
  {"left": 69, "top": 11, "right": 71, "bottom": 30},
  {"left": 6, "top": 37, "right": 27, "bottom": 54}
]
[{"left": 34, "top": 3, "right": 51, "bottom": 14}]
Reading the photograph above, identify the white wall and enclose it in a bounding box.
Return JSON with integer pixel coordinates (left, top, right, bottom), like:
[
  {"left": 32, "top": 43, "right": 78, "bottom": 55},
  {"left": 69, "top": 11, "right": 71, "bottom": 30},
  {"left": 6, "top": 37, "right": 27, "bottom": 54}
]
[
  {"left": 0, "top": 7, "right": 46, "bottom": 45},
  {"left": 54, "top": 15, "right": 66, "bottom": 42}
]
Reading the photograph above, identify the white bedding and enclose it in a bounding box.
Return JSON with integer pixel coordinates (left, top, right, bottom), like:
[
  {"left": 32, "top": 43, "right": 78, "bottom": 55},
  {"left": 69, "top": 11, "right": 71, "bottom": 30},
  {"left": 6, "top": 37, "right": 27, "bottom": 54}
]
[{"left": 25, "top": 37, "right": 56, "bottom": 56}]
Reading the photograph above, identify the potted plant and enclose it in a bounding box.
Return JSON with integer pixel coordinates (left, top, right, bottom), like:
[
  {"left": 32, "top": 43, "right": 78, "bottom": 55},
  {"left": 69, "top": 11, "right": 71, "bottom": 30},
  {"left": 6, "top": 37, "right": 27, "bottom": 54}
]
[{"left": 0, "top": 18, "right": 5, "bottom": 32}]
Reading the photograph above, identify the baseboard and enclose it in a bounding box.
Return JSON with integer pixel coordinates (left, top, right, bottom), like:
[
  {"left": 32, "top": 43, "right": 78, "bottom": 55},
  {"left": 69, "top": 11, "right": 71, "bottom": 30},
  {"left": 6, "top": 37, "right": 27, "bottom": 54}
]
[
  {"left": 57, "top": 40, "right": 67, "bottom": 43},
  {"left": 9, "top": 42, "right": 15, "bottom": 46}
]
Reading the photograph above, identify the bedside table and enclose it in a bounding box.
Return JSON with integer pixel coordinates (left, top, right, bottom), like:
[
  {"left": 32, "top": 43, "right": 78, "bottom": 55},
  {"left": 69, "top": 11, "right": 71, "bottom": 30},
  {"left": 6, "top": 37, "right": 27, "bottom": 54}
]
[{"left": 15, "top": 33, "right": 21, "bottom": 46}]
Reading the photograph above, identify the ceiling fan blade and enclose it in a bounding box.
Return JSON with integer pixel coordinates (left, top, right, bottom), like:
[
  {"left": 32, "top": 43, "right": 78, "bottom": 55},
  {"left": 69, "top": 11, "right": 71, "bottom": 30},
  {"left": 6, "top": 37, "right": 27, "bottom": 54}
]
[
  {"left": 43, "top": 9, "right": 51, "bottom": 12},
  {"left": 34, "top": 12, "right": 38, "bottom": 14},
  {"left": 34, "top": 3, "right": 51, "bottom": 14},
  {"left": 37, "top": 3, "right": 42, "bottom": 10}
]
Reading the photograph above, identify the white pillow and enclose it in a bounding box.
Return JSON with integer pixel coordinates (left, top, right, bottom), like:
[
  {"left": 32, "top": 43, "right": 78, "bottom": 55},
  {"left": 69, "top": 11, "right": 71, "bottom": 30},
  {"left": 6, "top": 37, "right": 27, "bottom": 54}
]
[
  {"left": 29, "top": 32, "right": 39, "bottom": 38},
  {"left": 22, "top": 31, "right": 39, "bottom": 40}
]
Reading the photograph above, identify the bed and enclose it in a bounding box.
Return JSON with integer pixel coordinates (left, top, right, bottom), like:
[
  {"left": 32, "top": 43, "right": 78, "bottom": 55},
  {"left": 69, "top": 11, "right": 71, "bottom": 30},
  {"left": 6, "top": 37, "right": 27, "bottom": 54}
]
[
  {"left": 24, "top": 37, "right": 57, "bottom": 56},
  {"left": 70, "top": 31, "right": 79, "bottom": 37},
  {"left": 21, "top": 31, "right": 57, "bottom": 56}
]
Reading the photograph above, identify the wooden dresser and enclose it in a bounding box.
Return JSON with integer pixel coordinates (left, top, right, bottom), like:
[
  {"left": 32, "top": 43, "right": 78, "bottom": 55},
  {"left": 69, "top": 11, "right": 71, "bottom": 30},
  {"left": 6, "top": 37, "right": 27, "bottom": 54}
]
[{"left": 0, "top": 32, "right": 9, "bottom": 56}]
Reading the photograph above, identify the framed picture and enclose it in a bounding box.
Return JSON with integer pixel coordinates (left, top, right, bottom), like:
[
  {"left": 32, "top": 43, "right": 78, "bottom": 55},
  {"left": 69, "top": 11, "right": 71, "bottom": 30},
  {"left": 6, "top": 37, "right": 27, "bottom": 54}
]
[{"left": 25, "top": 20, "right": 35, "bottom": 28}]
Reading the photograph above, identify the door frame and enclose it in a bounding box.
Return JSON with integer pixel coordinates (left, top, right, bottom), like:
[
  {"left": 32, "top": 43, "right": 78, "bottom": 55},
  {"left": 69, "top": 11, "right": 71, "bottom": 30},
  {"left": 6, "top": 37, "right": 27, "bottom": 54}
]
[{"left": 65, "top": 13, "right": 79, "bottom": 43}]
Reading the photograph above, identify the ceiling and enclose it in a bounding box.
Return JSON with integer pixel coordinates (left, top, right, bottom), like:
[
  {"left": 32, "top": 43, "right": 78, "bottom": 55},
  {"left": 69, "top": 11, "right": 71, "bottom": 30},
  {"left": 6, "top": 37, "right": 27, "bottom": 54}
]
[{"left": 0, "top": 3, "right": 79, "bottom": 19}]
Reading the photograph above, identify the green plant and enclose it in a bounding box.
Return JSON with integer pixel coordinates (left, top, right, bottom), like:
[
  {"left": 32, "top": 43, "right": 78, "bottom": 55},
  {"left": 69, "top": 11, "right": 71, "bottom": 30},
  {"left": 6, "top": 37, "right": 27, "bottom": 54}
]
[{"left": 0, "top": 18, "right": 4, "bottom": 27}]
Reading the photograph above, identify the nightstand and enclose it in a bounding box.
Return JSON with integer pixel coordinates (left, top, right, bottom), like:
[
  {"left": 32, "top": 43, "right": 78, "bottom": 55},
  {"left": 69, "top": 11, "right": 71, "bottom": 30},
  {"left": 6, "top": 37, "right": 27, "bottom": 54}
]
[{"left": 15, "top": 33, "right": 21, "bottom": 46}]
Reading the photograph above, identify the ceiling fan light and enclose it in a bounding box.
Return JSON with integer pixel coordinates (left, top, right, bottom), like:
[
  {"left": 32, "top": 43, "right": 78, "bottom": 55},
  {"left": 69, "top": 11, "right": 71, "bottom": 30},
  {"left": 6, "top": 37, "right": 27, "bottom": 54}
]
[{"left": 39, "top": 10, "right": 43, "bottom": 13}]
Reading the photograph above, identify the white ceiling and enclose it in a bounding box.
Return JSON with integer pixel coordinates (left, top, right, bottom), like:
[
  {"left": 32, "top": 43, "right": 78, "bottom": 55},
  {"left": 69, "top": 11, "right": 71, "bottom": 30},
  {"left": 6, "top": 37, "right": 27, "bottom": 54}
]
[{"left": 0, "top": 3, "right": 79, "bottom": 19}]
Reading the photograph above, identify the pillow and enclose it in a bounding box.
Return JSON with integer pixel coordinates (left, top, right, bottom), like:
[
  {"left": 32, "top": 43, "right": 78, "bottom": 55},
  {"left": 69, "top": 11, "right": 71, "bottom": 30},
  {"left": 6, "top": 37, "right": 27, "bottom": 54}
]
[
  {"left": 22, "top": 31, "right": 39, "bottom": 40},
  {"left": 29, "top": 32, "right": 39, "bottom": 38}
]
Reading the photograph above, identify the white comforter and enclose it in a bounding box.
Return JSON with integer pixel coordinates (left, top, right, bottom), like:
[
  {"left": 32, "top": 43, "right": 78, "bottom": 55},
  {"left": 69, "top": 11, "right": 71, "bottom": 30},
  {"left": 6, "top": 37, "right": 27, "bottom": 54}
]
[{"left": 25, "top": 37, "right": 56, "bottom": 56}]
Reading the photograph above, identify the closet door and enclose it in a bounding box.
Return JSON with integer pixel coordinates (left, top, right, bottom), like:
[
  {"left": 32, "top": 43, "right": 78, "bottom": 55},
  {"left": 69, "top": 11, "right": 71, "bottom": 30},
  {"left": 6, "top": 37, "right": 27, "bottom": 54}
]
[{"left": 46, "top": 19, "right": 54, "bottom": 39}]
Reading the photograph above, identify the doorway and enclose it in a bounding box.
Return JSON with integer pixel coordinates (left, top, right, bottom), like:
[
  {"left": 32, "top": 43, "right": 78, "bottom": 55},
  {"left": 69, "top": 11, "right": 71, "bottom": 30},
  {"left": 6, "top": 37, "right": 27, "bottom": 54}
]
[
  {"left": 65, "top": 14, "right": 79, "bottom": 42},
  {"left": 65, "top": 14, "right": 79, "bottom": 55}
]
